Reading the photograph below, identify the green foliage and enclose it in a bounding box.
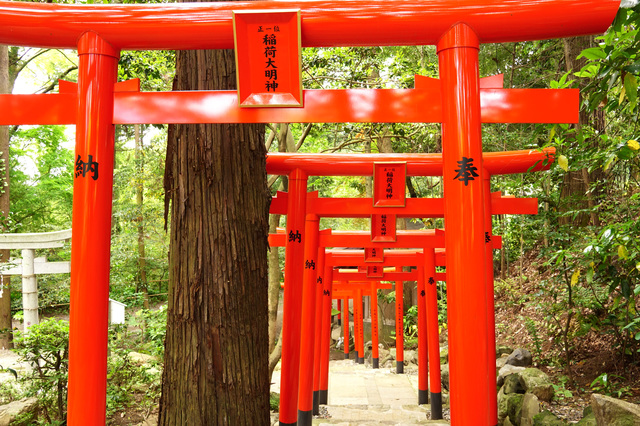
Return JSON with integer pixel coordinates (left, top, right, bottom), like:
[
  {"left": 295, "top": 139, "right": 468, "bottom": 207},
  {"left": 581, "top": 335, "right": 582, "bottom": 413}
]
[
  {"left": 590, "top": 372, "right": 632, "bottom": 398},
  {"left": 14, "top": 318, "right": 69, "bottom": 424},
  {"left": 106, "top": 348, "right": 162, "bottom": 420},
  {"left": 403, "top": 305, "right": 418, "bottom": 348},
  {"left": 9, "top": 125, "right": 73, "bottom": 232},
  {"left": 552, "top": 375, "right": 574, "bottom": 401},
  {"left": 269, "top": 392, "right": 280, "bottom": 412},
  {"left": 110, "top": 130, "right": 169, "bottom": 305},
  {"left": 120, "top": 306, "right": 167, "bottom": 358},
  {"left": 524, "top": 317, "right": 544, "bottom": 362}
]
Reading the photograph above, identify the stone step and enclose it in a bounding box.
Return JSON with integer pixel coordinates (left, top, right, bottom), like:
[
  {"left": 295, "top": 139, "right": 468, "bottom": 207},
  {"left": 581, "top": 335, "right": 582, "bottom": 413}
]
[{"left": 314, "top": 404, "right": 449, "bottom": 425}]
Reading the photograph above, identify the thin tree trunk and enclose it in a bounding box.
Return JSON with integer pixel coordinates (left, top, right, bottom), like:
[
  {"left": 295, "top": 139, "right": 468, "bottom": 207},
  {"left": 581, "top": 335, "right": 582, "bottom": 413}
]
[
  {"left": 0, "top": 44, "right": 12, "bottom": 349},
  {"left": 159, "top": 0, "right": 270, "bottom": 421},
  {"left": 135, "top": 124, "right": 149, "bottom": 309},
  {"left": 268, "top": 213, "right": 281, "bottom": 356}
]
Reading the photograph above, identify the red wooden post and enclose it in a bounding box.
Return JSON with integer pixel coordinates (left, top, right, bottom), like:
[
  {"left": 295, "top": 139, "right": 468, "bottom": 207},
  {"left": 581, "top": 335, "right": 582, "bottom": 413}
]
[
  {"left": 67, "top": 32, "right": 119, "bottom": 426},
  {"left": 298, "top": 214, "right": 320, "bottom": 425},
  {"left": 485, "top": 177, "right": 498, "bottom": 424},
  {"left": 312, "top": 248, "right": 326, "bottom": 415},
  {"left": 279, "top": 169, "right": 308, "bottom": 426},
  {"left": 356, "top": 288, "right": 364, "bottom": 364},
  {"left": 352, "top": 287, "right": 361, "bottom": 363},
  {"left": 438, "top": 23, "right": 490, "bottom": 425},
  {"left": 425, "top": 248, "right": 443, "bottom": 419},
  {"left": 395, "top": 279, "right": 404, "bottom": 373},
  {"left": 370, "top": 281, "right": 380, "bottom": 368},
  {"left": 418, "top": 262, "right": 428, "bottom": 404},
  {"left": 342, "top": 296, "right": 350, "bottom": 359},
  {"left": 318, "top": 266, "right": 333, "bottom": 405}
]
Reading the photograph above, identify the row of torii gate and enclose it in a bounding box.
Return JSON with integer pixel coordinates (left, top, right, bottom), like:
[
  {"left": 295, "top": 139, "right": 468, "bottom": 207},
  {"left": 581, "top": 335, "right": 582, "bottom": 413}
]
[
  {"left": 267, "top": 150, "right": 547, "bottom": 425},
  {"left": 0, "top": 1, "right": 619, "bottom": 425}
]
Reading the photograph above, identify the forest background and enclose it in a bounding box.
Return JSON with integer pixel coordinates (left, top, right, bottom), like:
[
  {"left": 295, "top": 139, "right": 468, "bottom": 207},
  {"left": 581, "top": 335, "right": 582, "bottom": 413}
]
[{"left": 0, "top": 1, "right": 639, "bottom": 424}]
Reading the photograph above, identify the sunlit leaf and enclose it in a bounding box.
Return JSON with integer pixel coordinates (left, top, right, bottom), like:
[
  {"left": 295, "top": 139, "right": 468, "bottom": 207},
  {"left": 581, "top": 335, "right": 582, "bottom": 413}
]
[
  {"left": 558, "top": 155, "right": 569, "bottom": 172},
  {"left": 604, "top": 155, "right": 617, "bottom": 171},
  {"left": 628, "top": 139, "right": 640, "bottom": 151},
  {"left": 578, "top": 47, "right": 607, "bottom": 61},
  {"left": 618, "top": 245, "right": 629, "bottom": 259},
  {"left": 571, "top": 269, "right": 580, "bottom": 286}
]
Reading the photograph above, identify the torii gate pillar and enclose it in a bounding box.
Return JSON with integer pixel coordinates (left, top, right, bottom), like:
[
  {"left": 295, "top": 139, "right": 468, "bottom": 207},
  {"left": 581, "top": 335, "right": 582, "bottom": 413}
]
[
  {"left": 67, "top": 32, "right": 119, "bottom": 426},
  {"left": 438, "top": 24, "right": 492, "bottom": 425}
]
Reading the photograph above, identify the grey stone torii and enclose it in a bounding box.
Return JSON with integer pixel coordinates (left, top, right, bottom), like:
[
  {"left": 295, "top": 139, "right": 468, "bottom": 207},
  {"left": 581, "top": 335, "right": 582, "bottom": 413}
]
[{"left": 0, "top": 229, "right": 72, "bottom": 333}]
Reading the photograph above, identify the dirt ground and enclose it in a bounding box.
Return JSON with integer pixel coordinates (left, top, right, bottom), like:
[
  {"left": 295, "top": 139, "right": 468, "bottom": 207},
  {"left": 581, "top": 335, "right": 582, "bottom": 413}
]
[{"left": 493, "top": 249, "right": 640, "bottom": 422}]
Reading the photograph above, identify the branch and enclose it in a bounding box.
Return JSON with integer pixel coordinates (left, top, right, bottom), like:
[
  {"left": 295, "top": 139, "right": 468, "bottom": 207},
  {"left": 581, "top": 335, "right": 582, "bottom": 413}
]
[
  {"left": 265, "top": 125, "right": 277, "bottom": 151},
  {"left": 295, "top": 123, "right": 313, "bottom": 151},
  {"left": 268, "top": 175, "right": 280, "bottom": 189},
  {"left": 37, "top": 65, "right": 78, "bottom": 94},
  {"left": 13, "top": 48, "right": 50, "bottom": 77},
  {"left": 322, "top": 137, "right": 364, "bottom": 153}
]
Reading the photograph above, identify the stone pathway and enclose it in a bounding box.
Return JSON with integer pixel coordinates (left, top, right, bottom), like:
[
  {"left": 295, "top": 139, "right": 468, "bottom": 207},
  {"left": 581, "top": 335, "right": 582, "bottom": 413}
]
[{"left": 271, "top": 359, "right": 450, "bottom": 425}]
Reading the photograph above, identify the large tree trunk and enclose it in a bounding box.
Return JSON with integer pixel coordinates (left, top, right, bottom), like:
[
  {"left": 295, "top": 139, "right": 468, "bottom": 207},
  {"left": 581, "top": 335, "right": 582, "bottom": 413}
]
[
  {"left": 159, "top": 1, "right": 271, "bottom": 422},
  {"left": 0, "top": 45, "right": 12, "bottom": 349},
  {"left": 559, "top": 36, "right": 605, "bottom": 227}
]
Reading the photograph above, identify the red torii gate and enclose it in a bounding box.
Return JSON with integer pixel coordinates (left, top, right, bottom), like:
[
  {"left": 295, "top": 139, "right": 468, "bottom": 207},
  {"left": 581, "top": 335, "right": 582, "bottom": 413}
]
[
  {"left": 0, "top": 1, "right": 619, "bottom": 425},
  {"left": 268, "top": 150, "right": 545, "bottom": 424},
  {"left": 270, "top": 228, "right": 452, "bottom": 418},
  {"left": 327, "top": 249, "right": 445, "bottom": 416}
]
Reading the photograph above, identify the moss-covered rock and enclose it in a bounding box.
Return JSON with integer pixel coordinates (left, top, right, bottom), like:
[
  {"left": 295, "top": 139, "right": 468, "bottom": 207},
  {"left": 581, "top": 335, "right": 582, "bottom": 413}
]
[
  {"left": 532, "top": 410, "right": 567, "bottom": 425},
  {"left": 507, "top": 394, "right": 525, "bottom": 426},
  {"left": 519, "top": 368, "right": 554, "bottom": 402},
  {"left": 575, "top": 412, "right": 597, "bottom": 426}
]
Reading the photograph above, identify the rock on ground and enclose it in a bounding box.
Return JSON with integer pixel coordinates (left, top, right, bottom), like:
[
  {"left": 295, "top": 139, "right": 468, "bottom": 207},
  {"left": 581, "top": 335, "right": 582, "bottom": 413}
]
[
  {"left": 506, "top": 348, "right": 533, "bottom": 368},
  {"left": 0, "top": 397, "right": 37, "bottom": 426},
  {"left": 518, "top": 368, "right": 554, "bottom": 402},
  {"left": 590, "top": 393, "right": 640, "bottom": 426}
]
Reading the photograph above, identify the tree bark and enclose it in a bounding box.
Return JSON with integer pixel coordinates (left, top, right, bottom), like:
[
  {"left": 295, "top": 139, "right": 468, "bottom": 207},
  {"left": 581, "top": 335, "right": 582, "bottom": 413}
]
[
  {"left": 559, "top": 36, "right": 605, "bottom": 227},
  {"left": 159, "top": 0, "right": 270, "bottom": 422},
  {"left": 0, "top": 44, "right": 12, "bottom": 349},
  {"left": 267, "top": 213, "right": 281, "bottom": 357}
]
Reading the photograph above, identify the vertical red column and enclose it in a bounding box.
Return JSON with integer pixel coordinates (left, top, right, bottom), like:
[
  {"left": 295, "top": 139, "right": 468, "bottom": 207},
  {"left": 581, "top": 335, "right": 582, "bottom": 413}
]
[
  {"left": 298, "top": 214, "right": 320, "bottom": 426},
  {"left": 67, "top": 32, "right": 119, "bottom": 426},
  {"left": 337, "top": 299, "right": 342, "bottom": 326},
  {"left": 352, "top": 288, "right": 360, "bottom": 363},
  {"left": 280, "top": 169, "right": 308, "bottom": 426},
  {"left": 370, "top": 282, "right": 379, "bottom": 368},
  {"left": 312, "top": 249, "right": 326, "bottom": 416},
  {"left": 417, "top": 262, "right": 428, "bottom": 404},
  {"left": 395, "top": 279, "right": 404, "bottom": 374},
  {"left": 484, "top": 177, "right": 498, "bottom": 424},
  {"left": 438, "top": 23, "right": 490, "bottom": 425},
  {"left": 342, "top": 295, "right": 349, "bottom": 360},
  {"left": 425, "top": 249, "right": 443, "bottom": 420},
  {"left": 356, "top": 288, "right": 364, "bottom": 364},
  {"left": 318, "top": 266, "right": 333, "bottom": 405}
]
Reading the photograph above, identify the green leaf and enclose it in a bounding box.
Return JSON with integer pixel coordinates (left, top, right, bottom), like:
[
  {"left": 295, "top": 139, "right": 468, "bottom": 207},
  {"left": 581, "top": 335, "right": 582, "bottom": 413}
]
[
  {"left": 617, "top": 146, "right": 634, "bottom": 160},
  {"left": 625, "top": 73, "right": 638, "bottom": 104},
  {"left": 618, "top": 245, "right": 629, "bottom": 259},
  {"left": 578, "top": 47, "right": 607, "bottom": 61},
  {"left": 586, "top": 267, "right": 594, "bottom": 284},
  {"left": 558, "top": 155, "right": 569, "bottom": 172},
  {"left": 604, "top": 155, "right": 617, "bottom": 172}
]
